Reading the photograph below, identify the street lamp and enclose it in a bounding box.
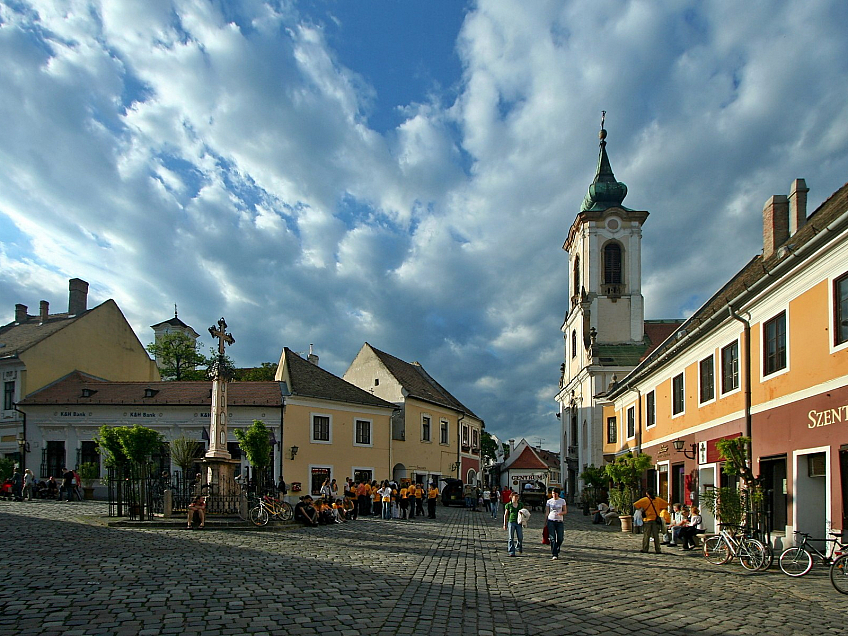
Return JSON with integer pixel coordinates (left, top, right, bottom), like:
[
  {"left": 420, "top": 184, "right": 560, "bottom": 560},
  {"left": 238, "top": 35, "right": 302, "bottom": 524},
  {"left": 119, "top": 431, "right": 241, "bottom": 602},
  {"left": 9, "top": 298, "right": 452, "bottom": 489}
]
[
  {"left": 16, "top": 432, "right": 29, "bottom": 471},
  {"left": 672, "top": 439, "right": 697, "bottom": 460},
  {"left": 289, "top": 445, "right": 299, "bottom": 460}
]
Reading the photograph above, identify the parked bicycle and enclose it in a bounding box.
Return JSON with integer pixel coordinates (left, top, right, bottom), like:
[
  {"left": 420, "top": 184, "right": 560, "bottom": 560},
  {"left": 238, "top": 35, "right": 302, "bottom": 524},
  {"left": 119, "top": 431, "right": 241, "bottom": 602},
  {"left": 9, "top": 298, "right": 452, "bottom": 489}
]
[
  {"left": 702, "top": 524, "right": 768, "bottom": 571},
  {"left": 829, "top": 552, "right": 848, "bottom": 594},
  {"left": 778, "top": 531, "right": 846, "bottom": 577},
  {"left": 249, "top": 494, "right": 293, "bottom": 526}
]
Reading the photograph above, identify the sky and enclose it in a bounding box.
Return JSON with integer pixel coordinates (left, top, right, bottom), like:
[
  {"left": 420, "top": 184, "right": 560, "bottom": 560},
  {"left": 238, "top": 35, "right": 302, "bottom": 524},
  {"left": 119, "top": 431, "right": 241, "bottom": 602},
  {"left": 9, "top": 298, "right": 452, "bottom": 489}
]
[{"left": 2, "top": 0, "right": 848, "bottom": 453}]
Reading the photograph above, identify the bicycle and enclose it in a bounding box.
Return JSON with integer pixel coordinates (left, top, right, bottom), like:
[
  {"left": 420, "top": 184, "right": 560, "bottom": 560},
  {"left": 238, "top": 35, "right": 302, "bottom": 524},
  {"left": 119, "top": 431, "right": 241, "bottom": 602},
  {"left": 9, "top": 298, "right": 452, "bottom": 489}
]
[
  {"left": 702, "top": 524, "right": 768, "bottom": 571},
  {"left": 249, "top": 494, "right": 293, "bottom": 526},
  {"left": 829, "top": 553, "right": 848, "bottom": 594},
  {"left": 779, "top": 531, "right": 845, "bottom": 577}
]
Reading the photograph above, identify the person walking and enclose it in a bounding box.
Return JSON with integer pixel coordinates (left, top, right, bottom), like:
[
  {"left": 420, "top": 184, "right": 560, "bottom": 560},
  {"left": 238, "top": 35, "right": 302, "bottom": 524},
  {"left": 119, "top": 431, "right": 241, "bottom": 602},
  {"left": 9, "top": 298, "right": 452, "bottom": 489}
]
[
  {"left": 60, "top": 467, "right": 75, "bottom": 502},
  {"left": 10, "top": 468, "right": 23, "bottom": 501},
  {"left": 427, "top": 482, "right": 438, "bottom": 519},
  {"left": 545, "top": 487, "right": 567, "bottom": 560},
  {"left": 380, "top": 482, "right": 392, "bottom": 519},
  {"left": 490, "top": 487, "right": 500, "bottom": 519},
  {"left": 633, "top": 489, "right": 669, "bottom": 554},
  {"left": 22, "top": 468, "right": 34, "bottom": 501},
  {"left": 503, "top": 492, "right": 523, "bottom": 556}
]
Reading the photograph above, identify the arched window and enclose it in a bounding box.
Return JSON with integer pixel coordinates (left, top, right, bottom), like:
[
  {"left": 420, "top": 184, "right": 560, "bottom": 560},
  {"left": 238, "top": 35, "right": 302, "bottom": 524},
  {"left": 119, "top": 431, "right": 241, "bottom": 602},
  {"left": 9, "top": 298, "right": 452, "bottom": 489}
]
[
  {"left": 603, "top": 243, "right": 622, "bottom": 285},
  {"left": 571, "top": 330, "right": 577, "bottom": 358},
  {"left": 573, "top": 256, "right": 580, "bottom": 296}
]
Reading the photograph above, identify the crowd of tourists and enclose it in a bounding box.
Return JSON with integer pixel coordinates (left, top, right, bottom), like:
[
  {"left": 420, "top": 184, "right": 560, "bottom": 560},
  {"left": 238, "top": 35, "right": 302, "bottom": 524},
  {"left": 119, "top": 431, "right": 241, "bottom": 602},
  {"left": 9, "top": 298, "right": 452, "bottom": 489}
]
[
  {"left": 1, "top": 467, "right": 82, "bottom": 501},
  {"left": 292, "top": 477, "right": 440, "bottom": 527}
]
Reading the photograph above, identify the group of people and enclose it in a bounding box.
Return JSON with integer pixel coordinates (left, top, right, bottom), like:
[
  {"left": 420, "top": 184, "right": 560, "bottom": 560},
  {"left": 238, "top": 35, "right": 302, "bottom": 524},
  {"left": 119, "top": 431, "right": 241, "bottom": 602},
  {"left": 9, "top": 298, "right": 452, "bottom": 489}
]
[
  {"left": 293, "top": 478, "right": 442, "bottom": 527},
  {"left": 632, "top": 490, "right": 705, "bottom": 554},
  {"left": 2, "top": 467, "right": 81, "bottom": 502}
]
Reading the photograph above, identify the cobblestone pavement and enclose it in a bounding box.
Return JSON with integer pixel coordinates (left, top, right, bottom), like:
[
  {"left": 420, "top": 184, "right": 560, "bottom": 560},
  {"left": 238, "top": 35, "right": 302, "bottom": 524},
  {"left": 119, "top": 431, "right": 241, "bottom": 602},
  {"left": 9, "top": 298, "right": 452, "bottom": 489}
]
[{"left": 0, "top": 500, "right": 845, "bottom": 635}]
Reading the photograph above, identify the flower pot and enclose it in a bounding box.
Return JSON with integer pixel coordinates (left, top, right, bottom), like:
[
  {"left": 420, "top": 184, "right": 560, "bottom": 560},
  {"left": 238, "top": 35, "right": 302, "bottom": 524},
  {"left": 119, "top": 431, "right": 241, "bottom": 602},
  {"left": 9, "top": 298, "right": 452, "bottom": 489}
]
[
  {"left": 83, "top": 487, "right": 95, "bottom": 500},
  {"left": 619, "top": 514, "right": 633, "bottom": 532}
]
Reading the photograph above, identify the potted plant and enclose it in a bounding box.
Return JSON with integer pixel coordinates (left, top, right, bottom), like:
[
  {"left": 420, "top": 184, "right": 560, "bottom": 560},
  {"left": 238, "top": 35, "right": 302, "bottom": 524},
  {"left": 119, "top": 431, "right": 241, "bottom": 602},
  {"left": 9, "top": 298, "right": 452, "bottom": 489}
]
[
  {"left": 604, "top": 452, "right": 653, "bottom": 533},
  {"left": 79, "top": 462, "right": 100, "bottom": 499},
  {"left": 579, "top": 464, "right": 609, "bottom": 515}
]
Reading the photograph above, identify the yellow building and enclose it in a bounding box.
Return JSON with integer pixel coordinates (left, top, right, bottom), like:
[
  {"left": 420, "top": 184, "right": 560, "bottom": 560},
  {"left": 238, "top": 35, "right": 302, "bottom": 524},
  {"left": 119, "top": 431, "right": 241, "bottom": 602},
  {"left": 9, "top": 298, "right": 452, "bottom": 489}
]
[
  {"left": 603, "top": 179, "right": 848, "bottom": 541},
  {"left": 343, "top": 343, "right": 483, "bottom": 486},
  {"left": 1, "top": 278, "right": 159, "bottom": 469},
  {"left": 275, "top": 347, "right": 397, "bottom": 497}
]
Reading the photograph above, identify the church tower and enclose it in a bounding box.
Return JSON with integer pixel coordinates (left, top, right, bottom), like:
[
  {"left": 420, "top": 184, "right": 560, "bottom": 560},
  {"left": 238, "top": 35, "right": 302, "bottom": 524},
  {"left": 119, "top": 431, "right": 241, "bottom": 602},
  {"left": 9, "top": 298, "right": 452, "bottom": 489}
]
[{"left": 556, "top": 115, "right": 649, "bottom": 500}]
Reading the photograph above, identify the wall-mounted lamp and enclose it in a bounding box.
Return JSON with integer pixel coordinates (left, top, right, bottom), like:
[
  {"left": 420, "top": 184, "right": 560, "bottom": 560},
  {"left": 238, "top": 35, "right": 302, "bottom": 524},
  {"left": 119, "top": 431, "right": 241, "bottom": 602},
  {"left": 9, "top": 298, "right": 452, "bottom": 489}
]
[
  {"left": 449, "top": 461, "right": 460, "bottom": 472},
  {"left": 289, "top": 445, "right": 299, "bottom": 460},
  {"left": 672, "top": 439, "right": 697, "bottom": 460}
]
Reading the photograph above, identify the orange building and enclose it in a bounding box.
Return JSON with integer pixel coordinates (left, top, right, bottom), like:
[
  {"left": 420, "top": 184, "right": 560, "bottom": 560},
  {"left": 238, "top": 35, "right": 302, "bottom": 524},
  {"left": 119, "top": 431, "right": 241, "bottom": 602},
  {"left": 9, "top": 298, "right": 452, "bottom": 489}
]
[{"left": 603, "top": 180, "right": 848, "bottom": 543}]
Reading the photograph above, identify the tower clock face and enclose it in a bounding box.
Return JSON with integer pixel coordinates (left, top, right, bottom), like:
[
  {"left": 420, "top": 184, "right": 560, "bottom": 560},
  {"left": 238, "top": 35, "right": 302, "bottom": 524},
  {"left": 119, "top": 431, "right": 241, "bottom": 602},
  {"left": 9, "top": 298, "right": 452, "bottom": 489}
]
[{"left": 606, "top": 217, "right": 620, "bottom": 231}]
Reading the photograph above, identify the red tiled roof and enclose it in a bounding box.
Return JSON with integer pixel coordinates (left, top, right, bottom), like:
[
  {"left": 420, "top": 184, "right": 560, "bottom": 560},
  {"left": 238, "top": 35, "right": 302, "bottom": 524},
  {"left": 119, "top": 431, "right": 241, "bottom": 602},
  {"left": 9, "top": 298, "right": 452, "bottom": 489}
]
[
  {"left": 19, "top": 371, "right": 283, "bottom": 406},
  {"left": 508, "top": 446, "right": 548, "bottom": 470},
  {"left": 642, "top": 320, "right": 685, "bottom": 361}
]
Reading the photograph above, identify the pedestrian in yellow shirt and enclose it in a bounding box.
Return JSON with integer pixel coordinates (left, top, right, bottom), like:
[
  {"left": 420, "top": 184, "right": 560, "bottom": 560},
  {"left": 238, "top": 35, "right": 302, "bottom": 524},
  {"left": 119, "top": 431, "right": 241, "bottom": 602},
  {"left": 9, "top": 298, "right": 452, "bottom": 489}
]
[
  {"left": 427, "top": 483, "right": 439, "bottom": 519},
  {"left": 633, "top": 489, "right": 669, "bottom": 554}
]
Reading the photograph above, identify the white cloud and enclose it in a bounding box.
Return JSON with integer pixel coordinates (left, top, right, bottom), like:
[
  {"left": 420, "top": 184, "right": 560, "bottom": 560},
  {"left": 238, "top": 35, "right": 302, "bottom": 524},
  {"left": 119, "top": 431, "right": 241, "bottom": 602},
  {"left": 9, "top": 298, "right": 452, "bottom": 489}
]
[{"left": 1, "top": 0, "right": 847, "bottom": 452}]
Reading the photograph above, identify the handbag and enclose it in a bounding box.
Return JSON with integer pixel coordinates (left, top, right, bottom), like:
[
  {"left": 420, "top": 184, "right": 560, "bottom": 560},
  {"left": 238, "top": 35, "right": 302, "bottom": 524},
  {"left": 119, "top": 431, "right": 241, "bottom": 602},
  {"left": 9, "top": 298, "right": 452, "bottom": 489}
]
[{"left": 542, "top": 524, "right": 550, "bottom": 544}]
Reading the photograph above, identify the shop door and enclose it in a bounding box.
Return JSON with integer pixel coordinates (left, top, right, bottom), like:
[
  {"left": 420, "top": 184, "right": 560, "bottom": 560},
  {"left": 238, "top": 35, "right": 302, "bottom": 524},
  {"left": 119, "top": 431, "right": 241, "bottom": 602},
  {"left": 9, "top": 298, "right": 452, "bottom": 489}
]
[
  {"left": 658, "top": 465, "right": 669, "bottom": 501},
  {"left": 671, "top": 463, "right": 685, "bottom": 504},
  {"left": 760, "top": 456, "right": 787, "bottom": 534},
  {"left": 840, "top": 449, "right": 848, "bottom": 531}
]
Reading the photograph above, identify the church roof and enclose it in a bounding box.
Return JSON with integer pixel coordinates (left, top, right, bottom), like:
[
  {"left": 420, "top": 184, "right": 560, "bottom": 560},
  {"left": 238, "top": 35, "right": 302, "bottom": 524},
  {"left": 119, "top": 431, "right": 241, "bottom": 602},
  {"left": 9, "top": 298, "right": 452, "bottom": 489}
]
[
  {"left": 18, "top": 370, "right": 284, "bottom": 406},
  {"left": 592, "top": 320, "right": 685, "bottom": 367},
  {"left": 364, "top": 343, "right": 479, "bottom": 419},
  {"left": 150, "top": 311, "right": 200, "bottom": 338},
  {"left": 282, "top": 348, "right": 396, "bottom": 410},
  {"left": 580, "top": 120, "right": 629, "bottom": 213}
]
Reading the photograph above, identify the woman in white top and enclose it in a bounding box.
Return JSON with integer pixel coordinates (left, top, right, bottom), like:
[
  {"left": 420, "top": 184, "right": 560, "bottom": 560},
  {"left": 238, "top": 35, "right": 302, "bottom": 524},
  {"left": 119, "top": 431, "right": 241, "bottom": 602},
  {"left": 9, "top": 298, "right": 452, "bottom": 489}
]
[
  {"left": 679, "top": 506, "right": 705, "bottom": 550},
  {"left": 545, "top": 488, "right": 568, "bottom": 560}
]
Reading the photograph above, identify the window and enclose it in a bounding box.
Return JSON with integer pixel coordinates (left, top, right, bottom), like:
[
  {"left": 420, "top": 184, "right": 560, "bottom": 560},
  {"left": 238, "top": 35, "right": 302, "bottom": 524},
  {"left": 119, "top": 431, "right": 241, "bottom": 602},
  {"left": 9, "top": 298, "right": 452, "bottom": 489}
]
[
  {"left": 355, "top": 419, "right": 372, "bottom": 446},
  {"left": 310, "top": 467, "right": 330, "bottom": 496},
  {"left": 603, "top": 243, "right": 622, "bottom": 284},
  {"left": 78, "top": 441, "right": 100, "bottom": 477},
  {"left": 606, "top": 417, "right": 617, "bottom": 444},
  {"left": 626, "top": 407, "right": 635, "bottom": 439},
  {"left": 672, "top": 373, "right": 684, "bottom": 415},
  {"left": 835, "top": 273, "right": 848, "bottom": 346},
  {"left": 573, "top": 255, "right": 580, "bottom": 297},
  {"left": 3, "top": 381, "right": 13, "bottom": 411},
  {"left": 472, "top": 428, "right": 479, "bottom": 449},
  {"left": 440, "top": 420, "right": 449, "bottom": 444},
  {"left": 571, "top": 330, "right": 577, "bottom": 358},
  {"left": 311, "top": 415, "right": 331, "bottom": 443},
  {"left": 764, "top": 311, "right": 787, "bottom": 375},
  {"left": 421, "top": 416, "right": 431, "bottom": 442},
  {"left": 721, "top": 341, "right": 739, "bottom": 393},
  {"left": 699, "top": 355, "right": 714, "bottom": 403},
  {"left": 461, "top": 424, "right": 470, "bottom": 447},
  {"left": 646, "top": 391, "right": 656, "bottom": 428}
]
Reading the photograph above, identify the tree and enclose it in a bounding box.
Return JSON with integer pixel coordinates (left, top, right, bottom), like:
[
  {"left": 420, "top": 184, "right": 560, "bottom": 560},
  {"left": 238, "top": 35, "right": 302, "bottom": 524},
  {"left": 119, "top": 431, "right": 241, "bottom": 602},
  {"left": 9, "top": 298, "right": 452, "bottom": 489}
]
[
  {"left": 234, "top": 420, "right": 272, "bottom": 490},
  {"left": 117, "top": 425, "right": 164, "bottom": 464},
  {"left": 147, "top": 332, "right": 209, "bottom": 381},
  {"left": 481, "top": 430, "right": 499, "bottom": 464},
  {"left": 235, "top": 363, "right": 277, "bottom": 381},
  {"left": 716, "top": 436, "right": 757, "bottom": 485},
  {"left": 96, "top": 426, "right": 128, "bottom": 467},
  {"left": 579, "top": 464, "right": 608, "bottom": 489},
  {"left": 501, "top": 442, "right": 511, "bottom": 460},
  {"left": 170, "top": 435, "right": 202, "bottom": 474},
  {"left": 604, "top": 452, "right": 653, "bottom": 515}
]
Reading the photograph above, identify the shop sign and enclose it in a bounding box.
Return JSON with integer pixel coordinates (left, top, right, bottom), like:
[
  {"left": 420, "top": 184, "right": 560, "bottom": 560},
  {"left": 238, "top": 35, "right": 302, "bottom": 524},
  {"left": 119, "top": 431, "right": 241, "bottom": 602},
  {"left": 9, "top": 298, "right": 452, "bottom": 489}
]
[
  {"left": 807, "top": 403, "right": 848, "bottom": 429},
  {"left": 510, "top": 473, "right": 546, "bottom": 481},
  {"left": 705, "top": 433, "right": 741, "bottom": 464}
]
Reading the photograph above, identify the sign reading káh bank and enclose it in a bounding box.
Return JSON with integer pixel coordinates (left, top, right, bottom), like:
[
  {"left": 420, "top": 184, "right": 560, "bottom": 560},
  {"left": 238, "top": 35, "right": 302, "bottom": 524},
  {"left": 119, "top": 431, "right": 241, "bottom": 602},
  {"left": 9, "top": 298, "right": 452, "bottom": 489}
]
[{"left": 807, "top": 402, "right": 848, "bottom": 429}]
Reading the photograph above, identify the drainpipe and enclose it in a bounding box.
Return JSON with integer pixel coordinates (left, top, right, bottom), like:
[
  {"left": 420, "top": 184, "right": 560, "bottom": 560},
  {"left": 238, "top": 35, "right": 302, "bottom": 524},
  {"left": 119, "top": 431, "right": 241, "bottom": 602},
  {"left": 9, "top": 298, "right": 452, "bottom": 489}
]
[
  {"left": 13, "top": 403, "right": 27, "bottom": 473},
  {"left": 278, "top": 397, "right": 285, "bottom": 482},
  {"left": 728, "top": 305, "right": 753, "bottom": 469},
  {"left": 457, "top": 414, "right": 465, "bottom": 481}
]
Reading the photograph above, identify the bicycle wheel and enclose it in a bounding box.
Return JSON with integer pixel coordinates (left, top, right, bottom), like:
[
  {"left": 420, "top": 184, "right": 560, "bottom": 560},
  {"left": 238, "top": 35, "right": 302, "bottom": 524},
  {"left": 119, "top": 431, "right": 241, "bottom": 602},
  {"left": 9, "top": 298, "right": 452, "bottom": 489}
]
[
  {"left": 829, "top": 554, "right": 848, "bottom": 594},
  {"left": 248, "top": 506, "right": 268, "bottom": 527},
  {"left": 703, "top": 536, "right": 731, "bottom": 565},
  {"left": 779, "top": 547, "right": 813, "bottom": 577},
  {"left": 279, "top": 501, "right": 293, "bottom": 521},
  {"left": 759, "top": 543, "right": 774, "bottom": 571},
  {"left": 739, "top": 538, "right": 766, "bottom": 571}
]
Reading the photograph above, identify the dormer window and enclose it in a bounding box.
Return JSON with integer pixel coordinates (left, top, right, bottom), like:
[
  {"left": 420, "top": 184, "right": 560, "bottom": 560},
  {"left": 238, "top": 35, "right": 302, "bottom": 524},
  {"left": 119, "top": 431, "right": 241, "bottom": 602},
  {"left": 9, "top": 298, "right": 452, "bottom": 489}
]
[
  {"left": 144, "top": 388, "right": 159, "bottom": 398},
  {"left": 80, "top": 388, "right": 96, "bottom": 398}
]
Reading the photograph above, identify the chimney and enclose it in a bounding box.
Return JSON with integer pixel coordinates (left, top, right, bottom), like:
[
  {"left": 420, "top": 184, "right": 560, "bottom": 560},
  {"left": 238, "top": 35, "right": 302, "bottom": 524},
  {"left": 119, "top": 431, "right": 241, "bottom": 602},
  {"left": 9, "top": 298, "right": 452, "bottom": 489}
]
[
  {"left": 788, "top": 178, "right": 809, "bottom": 235},
  {"left": 307, "top": 343, "right": 319, "bottom": 366},
  {"left": 15, "top": 304, "right": 28, "bottom": 323},
  {"left": 762, "top": 194, "right": 789, "bottom": 259},
  {"left": 39, "top": 300, "right": 49, "bottom": 323},
  {"left": 68, "top": 278, "right": 89, "bottom": 315},
  {"left": 509, "top": 439, "right": 515, "bottom": 451}
]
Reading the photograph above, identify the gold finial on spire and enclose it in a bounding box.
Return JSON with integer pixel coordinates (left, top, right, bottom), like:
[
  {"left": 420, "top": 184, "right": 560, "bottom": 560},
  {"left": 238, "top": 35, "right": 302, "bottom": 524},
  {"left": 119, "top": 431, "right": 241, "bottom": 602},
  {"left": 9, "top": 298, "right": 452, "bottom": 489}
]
[{"left": 599, "top": 110, "right": 607, "bottom": 140}]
